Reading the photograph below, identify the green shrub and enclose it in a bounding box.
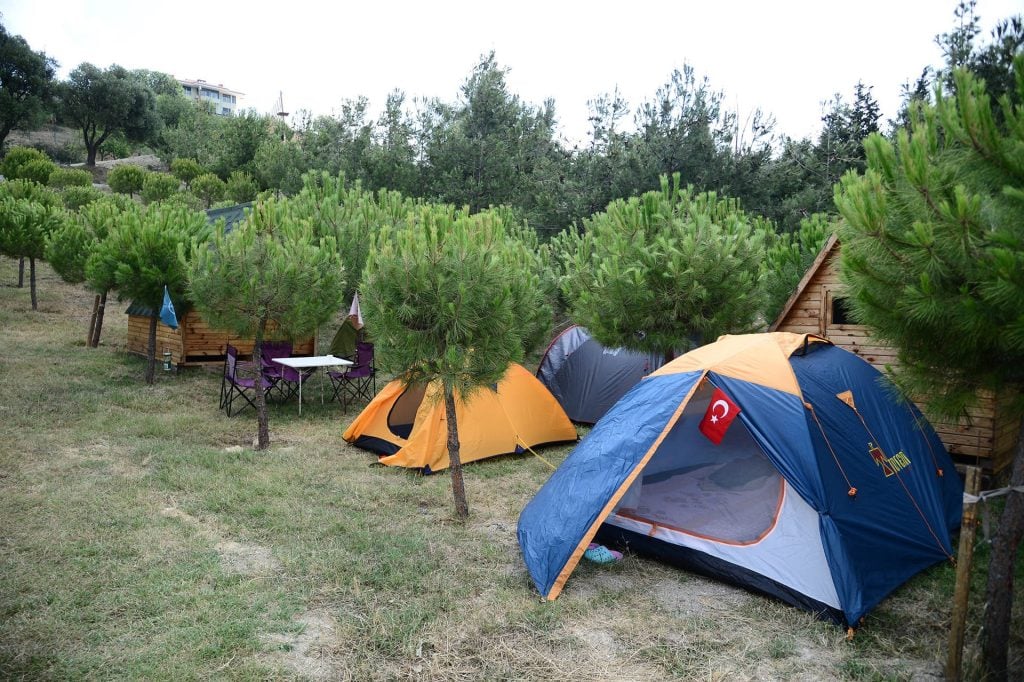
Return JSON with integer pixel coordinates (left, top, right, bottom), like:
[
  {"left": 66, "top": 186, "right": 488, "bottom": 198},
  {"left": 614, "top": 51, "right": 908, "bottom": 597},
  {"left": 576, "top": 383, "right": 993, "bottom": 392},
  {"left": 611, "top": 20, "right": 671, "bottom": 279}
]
[
  {"left": 53, "top": 142, "right": 86, "bottom": 164},
  {"left": 170, "top": 158, "right": 204, "bottom": 187},
  {"left": 99, "top": 134, "right": 132, "bottom": 161},
  {"left": 0, "top": 147, "right": 51, "bottom": 180},
  {"left": 18, "top": 158, "right": 57, "bottom": 185},
  {"left": 61, "top": 186, "right": 105, "bottom": 211},
  {"left": 48, "top": 167, "right": 94, "bottom": 189},
  {"left": 0, "top": 179, "right": 62, "bottom": 207},
  {"left": 192, "top": 173, "right": 225, "bottom": 208},
  {"left": 141, "top": 172, "right": 181, "bottom": 204},
  {"left": 107, "top": 165, "right": 148, "bottom": 197},
  {"left": 161, "top": 191, "right": 203, "bottom": 212},
  {"left": 226, "top": 170, "right": 258, "bottom": 203}
]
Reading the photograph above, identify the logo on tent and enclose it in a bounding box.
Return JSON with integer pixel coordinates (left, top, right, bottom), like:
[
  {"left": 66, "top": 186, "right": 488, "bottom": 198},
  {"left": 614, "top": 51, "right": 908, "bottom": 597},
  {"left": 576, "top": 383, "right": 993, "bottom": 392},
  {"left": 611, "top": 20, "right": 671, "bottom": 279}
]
[{"left": 868, "top": 442, "right": 911, "bottom": 477}]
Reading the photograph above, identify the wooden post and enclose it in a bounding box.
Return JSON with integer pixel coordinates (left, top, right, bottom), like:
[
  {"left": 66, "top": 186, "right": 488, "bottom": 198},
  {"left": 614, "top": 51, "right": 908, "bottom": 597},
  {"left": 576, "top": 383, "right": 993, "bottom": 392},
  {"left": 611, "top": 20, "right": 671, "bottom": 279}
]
[{"left": 946, "top": 466, "right": 982, "bottom": 682}]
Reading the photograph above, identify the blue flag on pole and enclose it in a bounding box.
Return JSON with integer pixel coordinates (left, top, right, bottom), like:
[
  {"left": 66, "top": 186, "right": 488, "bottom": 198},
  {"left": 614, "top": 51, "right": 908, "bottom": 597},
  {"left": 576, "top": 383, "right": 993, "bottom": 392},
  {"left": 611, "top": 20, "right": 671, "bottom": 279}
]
[{"left": 160, "top": 285, "right": 179, "bottom": 329}]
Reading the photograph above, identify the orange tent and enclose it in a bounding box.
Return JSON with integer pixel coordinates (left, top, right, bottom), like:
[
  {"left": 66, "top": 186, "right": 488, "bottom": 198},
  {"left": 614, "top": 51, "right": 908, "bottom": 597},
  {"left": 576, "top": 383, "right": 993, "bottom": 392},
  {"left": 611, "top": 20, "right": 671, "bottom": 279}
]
[{"left": 343, "top": 363, "right": 578, "bottom": 472}]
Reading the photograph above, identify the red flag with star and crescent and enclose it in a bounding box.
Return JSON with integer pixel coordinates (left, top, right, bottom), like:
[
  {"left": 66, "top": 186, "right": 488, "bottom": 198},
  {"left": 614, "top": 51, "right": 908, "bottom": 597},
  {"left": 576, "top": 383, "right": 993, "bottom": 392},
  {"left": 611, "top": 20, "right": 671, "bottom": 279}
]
[{"left": 699, "top": 387, "right": 741, "bottom": 445}]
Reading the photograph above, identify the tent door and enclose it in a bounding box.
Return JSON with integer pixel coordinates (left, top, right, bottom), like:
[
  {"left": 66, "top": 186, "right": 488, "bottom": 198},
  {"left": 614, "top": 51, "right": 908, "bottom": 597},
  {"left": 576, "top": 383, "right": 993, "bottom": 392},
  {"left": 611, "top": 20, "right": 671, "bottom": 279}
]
[
  {"left": 387, "top": 384, "right": 428, "bottom": 440},
  {"left": 613, "top": 384, "right": 784, "bottom": 545}
]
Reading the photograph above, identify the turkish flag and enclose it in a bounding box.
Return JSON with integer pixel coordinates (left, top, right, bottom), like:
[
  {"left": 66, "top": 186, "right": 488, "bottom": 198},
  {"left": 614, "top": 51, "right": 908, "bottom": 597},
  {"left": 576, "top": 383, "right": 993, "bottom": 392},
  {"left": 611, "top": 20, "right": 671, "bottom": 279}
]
[{"left": 698, "top": 387, "right": 741, "bottom": 445}]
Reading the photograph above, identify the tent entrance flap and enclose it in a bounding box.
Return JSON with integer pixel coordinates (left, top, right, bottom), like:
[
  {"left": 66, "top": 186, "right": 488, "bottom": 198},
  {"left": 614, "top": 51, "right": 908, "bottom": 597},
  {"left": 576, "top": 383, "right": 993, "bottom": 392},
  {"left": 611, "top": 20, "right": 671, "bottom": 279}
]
[
  {"left": 611, "top": 385, "right": 783, "bottom": 545},
  {"left": 387, "top": 383, "right": 427, "bottom": 439}
]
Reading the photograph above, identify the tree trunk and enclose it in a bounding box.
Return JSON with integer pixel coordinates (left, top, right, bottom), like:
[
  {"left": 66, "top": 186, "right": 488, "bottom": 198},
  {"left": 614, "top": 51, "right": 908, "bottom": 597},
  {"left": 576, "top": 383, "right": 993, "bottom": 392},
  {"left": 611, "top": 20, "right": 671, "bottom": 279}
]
[
  {"left": 444, "top": 383, "right": 469, "bottom": 519},
  {"left": 663, "top": 348, "right": 675, "bottom": 365},
  {"left": 145, "top": 315, "right": 157, "bottom": 385},
  {"left": 29, "top": 257, "right": 37, "bottom": 311},
  {"left": 144, "top": 313, "right": 157, "bottom": 382},
  {"left": 17, "top": 257, "right": 24, "bottom": 287},
  {"left": 91, "top": 290, "right": 107, "bottom": 347},
  {"left": 87, "top": 294, "right": 100, "bottom": 346},
  {"left": 85, "top": 142, "right": 98, "bottom": 167},
  {"left": 254, "top": 320, "right": 270, "bottom": 450},
  {"left": 980, "top": 417, "right": 1024, "bottom": 681}
]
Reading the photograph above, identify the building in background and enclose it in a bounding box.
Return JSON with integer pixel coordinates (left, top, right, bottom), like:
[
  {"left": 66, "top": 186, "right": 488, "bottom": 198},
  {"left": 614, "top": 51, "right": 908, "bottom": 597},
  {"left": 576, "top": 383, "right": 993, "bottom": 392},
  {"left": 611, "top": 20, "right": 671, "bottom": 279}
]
[{"left": 177, "top": 78, "right": 244, "bottom": 116}]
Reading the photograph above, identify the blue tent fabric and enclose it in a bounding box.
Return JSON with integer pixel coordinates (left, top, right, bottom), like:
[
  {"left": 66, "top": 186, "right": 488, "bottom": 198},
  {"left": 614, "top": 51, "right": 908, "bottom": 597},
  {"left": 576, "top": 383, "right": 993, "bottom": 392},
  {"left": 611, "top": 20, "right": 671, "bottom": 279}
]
[
  {"left": 517, "top": 370, "right": 702, "bottom": 598},
  {"left": 517, "top": 333, "right": 962, "bottom": 627},
  {"left": 787, "top": 345, "right": 959, "bottom": 622},
  {"left": 160, "top": 286, "right": 178, "bottom": 330}
]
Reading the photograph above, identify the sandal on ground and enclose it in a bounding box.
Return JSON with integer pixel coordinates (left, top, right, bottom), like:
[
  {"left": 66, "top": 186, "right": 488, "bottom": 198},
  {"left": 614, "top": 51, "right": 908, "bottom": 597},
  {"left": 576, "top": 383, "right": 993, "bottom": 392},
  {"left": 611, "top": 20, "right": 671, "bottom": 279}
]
[{"left": 584, "top": 543, "right": 622, "bottom": 564}]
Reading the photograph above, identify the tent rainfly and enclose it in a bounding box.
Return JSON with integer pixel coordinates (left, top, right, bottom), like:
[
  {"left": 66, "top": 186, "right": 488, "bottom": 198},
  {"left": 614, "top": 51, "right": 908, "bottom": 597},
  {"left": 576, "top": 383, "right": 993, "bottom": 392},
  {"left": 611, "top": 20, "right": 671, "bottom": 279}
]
[
  {"left": 344, "top": 363, "right": 578, "bottom": 473},
  {"left": 536, "top": 325, "right": 665, "bottom": 424},
  {"left": 517, "top": 333, "right": 962, "bottom": 627}
]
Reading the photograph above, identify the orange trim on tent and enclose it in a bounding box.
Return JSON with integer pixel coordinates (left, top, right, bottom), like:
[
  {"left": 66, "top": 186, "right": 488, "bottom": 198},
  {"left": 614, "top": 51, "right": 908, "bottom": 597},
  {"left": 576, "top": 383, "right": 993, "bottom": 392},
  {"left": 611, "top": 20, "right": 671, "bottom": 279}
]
[{"left": 544, "top": 374, "right": 705, "bottom": 601}]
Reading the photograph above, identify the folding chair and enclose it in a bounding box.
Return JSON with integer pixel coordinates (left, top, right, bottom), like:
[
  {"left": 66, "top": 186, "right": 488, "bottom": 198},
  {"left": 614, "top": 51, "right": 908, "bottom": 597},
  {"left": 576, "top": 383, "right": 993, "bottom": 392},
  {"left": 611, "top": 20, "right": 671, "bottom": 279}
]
[
  {"left": 328, "top": 341, "right": 376, "bottom": 409},
  {"left": 220, "top": 344, "right": 257, "bottom": 409},
  {"left": 222, "top": 344, "right": 274, "bottom": 416},
  {"left": 259, "top": 340, "right": 293, "bottom": 401}
]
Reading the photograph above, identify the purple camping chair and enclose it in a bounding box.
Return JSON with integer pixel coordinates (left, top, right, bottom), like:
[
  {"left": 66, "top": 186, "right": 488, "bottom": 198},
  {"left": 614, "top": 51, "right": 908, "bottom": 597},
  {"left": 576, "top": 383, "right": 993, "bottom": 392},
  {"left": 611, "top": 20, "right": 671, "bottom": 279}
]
[
  {"left": 221, "top": 344, "right": 274, "bottom": 416},
  {"left": 328, "top": 341, "right": 375, "bottom": 410},
  {"left": 260, "top": 340, "right": 315, "bottom": 402}
]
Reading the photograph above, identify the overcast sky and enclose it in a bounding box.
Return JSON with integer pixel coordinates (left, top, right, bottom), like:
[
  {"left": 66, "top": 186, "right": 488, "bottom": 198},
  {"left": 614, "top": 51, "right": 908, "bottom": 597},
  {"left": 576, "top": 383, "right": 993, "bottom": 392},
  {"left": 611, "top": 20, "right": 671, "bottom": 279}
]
[{"left": 2, "top": 0, "right": 1020, "bottom": 144}]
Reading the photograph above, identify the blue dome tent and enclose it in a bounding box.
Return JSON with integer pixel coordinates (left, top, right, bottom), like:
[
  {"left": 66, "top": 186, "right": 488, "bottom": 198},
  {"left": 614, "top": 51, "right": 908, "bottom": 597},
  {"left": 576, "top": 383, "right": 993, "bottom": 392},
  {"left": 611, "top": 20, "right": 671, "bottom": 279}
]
[{"left": 517, "top": 333, "right": 963, "bottom": 627}]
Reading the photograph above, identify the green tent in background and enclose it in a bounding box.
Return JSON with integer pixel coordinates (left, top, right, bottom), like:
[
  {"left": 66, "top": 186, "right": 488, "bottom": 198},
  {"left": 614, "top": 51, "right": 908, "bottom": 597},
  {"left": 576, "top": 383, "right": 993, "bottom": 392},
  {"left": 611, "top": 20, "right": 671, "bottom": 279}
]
[{"left": 329, "top": 317, "right": 360, "bottom": 359}]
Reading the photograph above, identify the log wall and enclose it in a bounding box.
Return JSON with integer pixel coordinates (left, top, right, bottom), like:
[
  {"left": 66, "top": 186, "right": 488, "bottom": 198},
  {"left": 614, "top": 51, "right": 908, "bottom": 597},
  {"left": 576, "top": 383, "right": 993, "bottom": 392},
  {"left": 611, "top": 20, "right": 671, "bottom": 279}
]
[{"left": 126, "top": 310, "right": 315, "bottom": 367}]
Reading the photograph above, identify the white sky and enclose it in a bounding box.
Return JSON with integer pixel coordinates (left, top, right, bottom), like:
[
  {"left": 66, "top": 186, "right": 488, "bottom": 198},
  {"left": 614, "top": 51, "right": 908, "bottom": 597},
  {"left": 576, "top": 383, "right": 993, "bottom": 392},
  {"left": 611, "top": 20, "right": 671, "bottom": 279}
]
[{"left": 2, "top": 0, "right": 1021, "bottom": 145}]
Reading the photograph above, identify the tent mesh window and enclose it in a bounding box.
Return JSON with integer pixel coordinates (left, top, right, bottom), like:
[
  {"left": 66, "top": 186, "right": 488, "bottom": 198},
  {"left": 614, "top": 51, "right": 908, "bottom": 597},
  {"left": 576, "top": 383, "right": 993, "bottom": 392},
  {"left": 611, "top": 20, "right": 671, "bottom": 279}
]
[
  {"left": 387, "top": 384, "right": 427, "bottom": 440},
  {"left": 614, "top": 385, "right": 784, "bottom": 544}
]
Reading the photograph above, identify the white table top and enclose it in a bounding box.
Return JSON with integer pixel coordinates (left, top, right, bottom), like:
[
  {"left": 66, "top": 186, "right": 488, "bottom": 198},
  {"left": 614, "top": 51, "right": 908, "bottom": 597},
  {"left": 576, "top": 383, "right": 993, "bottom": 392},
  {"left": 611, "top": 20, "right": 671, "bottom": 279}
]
[{"left": 271, "top": 355, "right": 353, "bottom": 369}]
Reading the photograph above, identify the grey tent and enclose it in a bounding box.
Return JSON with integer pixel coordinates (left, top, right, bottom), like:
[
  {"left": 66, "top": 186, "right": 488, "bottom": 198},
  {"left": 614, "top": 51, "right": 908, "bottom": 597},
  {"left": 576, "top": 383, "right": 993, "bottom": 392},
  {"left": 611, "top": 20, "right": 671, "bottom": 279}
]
[{"left": 536, "top": 325, "right": 664, "bottom": 424}]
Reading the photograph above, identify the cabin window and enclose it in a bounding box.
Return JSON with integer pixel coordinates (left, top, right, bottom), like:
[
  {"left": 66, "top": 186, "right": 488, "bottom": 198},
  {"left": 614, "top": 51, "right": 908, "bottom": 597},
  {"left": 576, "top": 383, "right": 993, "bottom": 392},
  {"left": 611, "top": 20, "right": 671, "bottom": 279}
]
[{"left": 831, "top": 296, "right": 855, "bottom": 325}]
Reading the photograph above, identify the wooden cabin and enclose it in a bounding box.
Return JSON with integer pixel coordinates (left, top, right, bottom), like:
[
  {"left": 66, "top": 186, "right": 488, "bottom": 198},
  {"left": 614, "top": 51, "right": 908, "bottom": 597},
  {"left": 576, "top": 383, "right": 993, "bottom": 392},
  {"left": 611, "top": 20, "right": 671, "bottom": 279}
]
[
  {"left": 123, "top": 202, "right": 320, "bottom": 367},
  {"left": 771, "top": 234, "right": 1018, "bottom": 474},
  {"left": 126, "top": 304, "right": 315, "bottom": 367}
]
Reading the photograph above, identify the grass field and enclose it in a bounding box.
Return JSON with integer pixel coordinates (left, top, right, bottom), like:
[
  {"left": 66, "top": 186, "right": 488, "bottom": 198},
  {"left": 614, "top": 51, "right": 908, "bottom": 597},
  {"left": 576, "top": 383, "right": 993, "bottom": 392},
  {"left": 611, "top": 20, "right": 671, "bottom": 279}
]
[{"left": 1, "top": 256, "right": 1020, "bottom": 681}]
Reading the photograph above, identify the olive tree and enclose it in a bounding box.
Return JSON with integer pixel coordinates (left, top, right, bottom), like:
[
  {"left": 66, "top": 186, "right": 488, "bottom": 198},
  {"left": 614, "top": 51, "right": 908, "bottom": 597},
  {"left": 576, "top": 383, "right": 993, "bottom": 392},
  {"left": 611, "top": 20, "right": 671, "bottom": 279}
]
[{"left": 59, "top": 63, "right": 160, "bottom": 166}]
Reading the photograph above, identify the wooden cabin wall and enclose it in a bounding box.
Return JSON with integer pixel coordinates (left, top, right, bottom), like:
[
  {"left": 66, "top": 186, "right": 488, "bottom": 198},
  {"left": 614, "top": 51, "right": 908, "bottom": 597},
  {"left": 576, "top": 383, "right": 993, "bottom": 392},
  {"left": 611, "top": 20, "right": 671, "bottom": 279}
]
[
  {"left": 127, "top": 311, "right": 315, "bottom": 367},
  {"left": 127, "top": 314, "right": 184, "bottom": 364},
  {"left": 773, "top": 247, "right": 1016, "bottom": 474}
]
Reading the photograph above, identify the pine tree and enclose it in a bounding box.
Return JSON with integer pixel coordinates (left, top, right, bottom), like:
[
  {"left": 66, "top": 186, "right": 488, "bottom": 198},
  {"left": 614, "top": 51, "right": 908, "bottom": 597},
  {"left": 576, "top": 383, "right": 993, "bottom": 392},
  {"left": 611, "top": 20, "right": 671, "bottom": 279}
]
[
  {"left": 288, "top": 171, "right": 413, "bottom": 301},
  {"left": 86, "top": 203, "right": 208, "bottom": 383},
  {"left": 49, "top": 197, "right": 135, "bottom": 346},
  {"left": 556, "top": 173, "right": 767, "bottom": 361},
  {"left": 186, "top": 198, "right": 344, "bottom": 449},
  {"left": 0, "top": 196, "right": 66, "bottom": 310},
  {"left": 835, "top": 60, "right": 1024, "bottom": 681},
  {"left": 361, "top": 204, "right": 551, "bottom": 517}
]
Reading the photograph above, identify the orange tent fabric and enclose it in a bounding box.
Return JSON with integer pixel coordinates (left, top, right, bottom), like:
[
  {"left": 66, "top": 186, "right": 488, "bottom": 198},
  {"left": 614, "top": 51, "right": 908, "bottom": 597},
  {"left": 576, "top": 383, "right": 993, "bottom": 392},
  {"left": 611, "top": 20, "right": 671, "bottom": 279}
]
[{"left": 343, "top": 363, "right": 578, "bottom": 471}]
